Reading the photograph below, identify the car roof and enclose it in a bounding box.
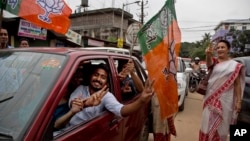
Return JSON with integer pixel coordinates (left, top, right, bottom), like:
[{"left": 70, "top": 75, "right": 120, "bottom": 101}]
[
  {"left": 2, "top": 47, "right": 137, "bottom": 59},
  {"left": 182, "top": 57, "right": 191, "bottom": 60},
  {"left": 233, "top": 56, "right": 250, "bottom": 60},
  {"left": 82, "top": 47, "right": 130, "bottom": 55}
]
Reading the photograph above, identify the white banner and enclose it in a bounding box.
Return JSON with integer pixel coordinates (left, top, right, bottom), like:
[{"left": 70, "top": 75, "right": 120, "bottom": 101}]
[{"left": 18, "top": 19, "right": 47, "bottom": 40}]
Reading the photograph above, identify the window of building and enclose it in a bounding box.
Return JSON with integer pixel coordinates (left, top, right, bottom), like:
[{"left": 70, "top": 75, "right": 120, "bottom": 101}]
[{"left": 242, "top": 26, "right": 247, "bottom": 31}]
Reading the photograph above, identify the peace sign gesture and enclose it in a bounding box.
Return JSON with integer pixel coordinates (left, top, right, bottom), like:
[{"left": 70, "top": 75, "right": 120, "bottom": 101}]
[
  {"left": 205, "top": 43, "right": 214, "bottom": 56},
  {"left": 84, "top": 85, "right": 109, "bottom": 107},
  {"left": 139, "top": 79, "right": 155, "bottom": 104}
]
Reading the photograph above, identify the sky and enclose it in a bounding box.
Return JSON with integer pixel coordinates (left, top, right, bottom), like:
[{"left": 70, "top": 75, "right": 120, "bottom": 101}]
[{"left": 66, "top": 0, "right": 250, "bottom": 42}]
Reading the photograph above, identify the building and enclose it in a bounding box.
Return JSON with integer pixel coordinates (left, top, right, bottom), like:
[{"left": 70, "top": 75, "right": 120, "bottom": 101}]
[
  {"left": 70, "top": 8, "right": 138, "bottom": 47},
  {"left": 212, "top": 18, "right": 250, "bottom": 43},
  {"left": 1, "top": 17, "right": 82, "bottom": 48}
]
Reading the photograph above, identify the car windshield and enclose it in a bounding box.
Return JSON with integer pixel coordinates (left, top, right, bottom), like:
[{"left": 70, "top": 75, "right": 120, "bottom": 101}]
[
  {"left": 0, "top": 51, "right": 66, "bottom": 140},
  {"left": 183, "top": 59, "right": 191, "bottom": 68},
  {"left": 200, "top": 64, "right": 207, "bottom": 69},
  {"left": 245, "top": 59, "right": 250, "bottom": 77}
]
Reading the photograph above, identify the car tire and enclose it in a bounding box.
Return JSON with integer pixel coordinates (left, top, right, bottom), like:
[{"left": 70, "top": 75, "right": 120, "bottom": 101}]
[
  {"left": 185, "top": 86, "right": 188, "bottom": 96},
  {"left": 179, "top": 98, "right": 185, "bottom": 111},
  {"left": 189, "top": 78, "right": 198, "bottom": 93},
  {"left": 139, "top": 118, "right": 149, "bottom": 141}
]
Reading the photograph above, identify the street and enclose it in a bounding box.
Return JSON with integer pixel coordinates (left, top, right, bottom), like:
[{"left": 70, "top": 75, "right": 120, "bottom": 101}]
[{"left": 148, "top": 92, "right": 204, "bottom": 141}]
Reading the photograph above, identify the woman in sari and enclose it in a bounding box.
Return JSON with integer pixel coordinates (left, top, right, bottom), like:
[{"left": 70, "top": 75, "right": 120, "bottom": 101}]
[{"left": 199, "top": 40, "right": 245, "bottom": 141}]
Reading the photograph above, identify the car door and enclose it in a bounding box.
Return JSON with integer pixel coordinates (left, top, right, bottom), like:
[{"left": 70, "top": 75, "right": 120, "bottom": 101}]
[
  {"left": 51, "top": 55, "right": 124, "bottom": 141},
  {"left": 234, "top": 58, "right": 250, "bottom": 125},
  {"left": 110, "top": 56, "right": 149, "bottom": 141}
]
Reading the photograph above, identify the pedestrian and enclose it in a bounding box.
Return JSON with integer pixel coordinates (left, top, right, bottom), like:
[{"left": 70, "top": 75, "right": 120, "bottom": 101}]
[
  {"left": 199, "top": 40, "right": 245, "bottom": 141},
  {"left": 0, "top": 27, "right": 13, "bottom": 49},
  {"left": 151, "top": 95, "right": 177, "bottom": 141},
  {"left": 19, "top": 38, "right": 29, "bottom": 48}
]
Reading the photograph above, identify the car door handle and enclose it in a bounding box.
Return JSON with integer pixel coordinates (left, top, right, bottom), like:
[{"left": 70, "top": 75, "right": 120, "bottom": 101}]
[
  {"left": 109, "top": 118, "right": 118, "bottom": 127},
  {"left": 109, "top": 118, "right": 119, "bottom": 131}
]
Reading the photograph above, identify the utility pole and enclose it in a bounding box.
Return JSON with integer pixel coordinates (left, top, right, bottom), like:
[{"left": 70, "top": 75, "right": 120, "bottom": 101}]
[
  {"left": 138, "top": 0, "right": 148, "bottom": 25},
  {"left": 118, "top": 1, "right": 140, "bottom": 48}
]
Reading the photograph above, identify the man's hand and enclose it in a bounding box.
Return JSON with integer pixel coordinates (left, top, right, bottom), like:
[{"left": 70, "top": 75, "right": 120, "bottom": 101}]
[
  {"left": 126, "top": 59, "right": 135, "bottom": 73},
  {"left": 71, "top": 98, "right": 84, "bottom": 114},
  {"left": 119, "top": 59, "right": 135, "bottom": 77},
  {"left": 84, "top": 85, "right": 109, "bottom": 107},
  {"left": 235, "top": 101, "right": 242, "bottom": 113},
  {"left": 139, "top": 79, "right": 155, "bottom": 104}
]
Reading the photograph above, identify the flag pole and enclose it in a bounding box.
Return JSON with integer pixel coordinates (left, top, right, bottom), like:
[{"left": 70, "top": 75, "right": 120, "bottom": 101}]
[
  {"left": 0, "top": 0, "right": 6, "bottom": 29},
  {"left": 0, "top": 0, "right": 3, "bottom": 29}
]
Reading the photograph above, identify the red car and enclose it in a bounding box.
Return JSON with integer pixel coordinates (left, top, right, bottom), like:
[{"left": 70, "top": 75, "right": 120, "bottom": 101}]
[{"left": 0, "top": 47, "right": 149, "bottom": 141}]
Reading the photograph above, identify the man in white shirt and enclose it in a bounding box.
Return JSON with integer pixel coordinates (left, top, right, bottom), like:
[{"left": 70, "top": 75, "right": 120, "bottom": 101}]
[{"left": 63, "top": 63, "right": 154, "bottom": 128}]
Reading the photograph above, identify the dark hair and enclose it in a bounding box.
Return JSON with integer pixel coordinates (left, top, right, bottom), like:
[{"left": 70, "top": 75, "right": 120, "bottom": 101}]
[
  {"left": 91, "top": 63, "right": 110, "bottom": 76},
  {"left": 19, "top": 38, "right": 29, "bottom": 43},
  {"left": 0, "top": 26, "right": 8, "bottom": 30},
  {"left": 117, "top": 59, "right": 128, "bottom": 72},
  {"left": 0, "top": 27, "right": 8, "bottom": 34},
  {"left": 218, "top": 39, "right": 231, "bottom": 49}
]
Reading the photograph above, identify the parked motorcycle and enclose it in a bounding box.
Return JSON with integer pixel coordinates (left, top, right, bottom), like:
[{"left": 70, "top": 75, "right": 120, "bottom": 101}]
[
  {"left": 189, "top": 71, "right": 200, "bottom": 93},
  {"left": 189, "top": 70, "right": 206, "bottom": 93}
]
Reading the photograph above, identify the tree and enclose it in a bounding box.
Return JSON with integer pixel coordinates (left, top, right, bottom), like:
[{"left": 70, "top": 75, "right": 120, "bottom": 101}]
[
  {"left": 229, "top": 29, "right": 250, "bottom": 57},
  {"left": 107, "top": 36, "right": 117, "bottom": 42},
  {"left": 201, "top": 33, "right": 211, "bottom": 44},
  {"left": 179, "top": 32, "right": 211, "bottom": 61}
]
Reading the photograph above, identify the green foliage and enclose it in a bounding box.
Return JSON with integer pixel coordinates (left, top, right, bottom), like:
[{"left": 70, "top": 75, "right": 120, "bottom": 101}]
[
  {"left": 179, "top": 33, "right": 211, "bottom": 61},
  {"left": 229, "top": 29, "right": 250, "bottom": 57},
  {"left": 107, "top": 36, "right": 117, "bottom": 42},
  {"left": 179, "top": 30, "right": 250, "bottom": 59}
]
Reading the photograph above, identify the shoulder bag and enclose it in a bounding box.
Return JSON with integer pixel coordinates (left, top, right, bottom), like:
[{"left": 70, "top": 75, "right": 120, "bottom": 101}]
[{"left": 196, "top": 64, "right": 214, "bottom": 95}]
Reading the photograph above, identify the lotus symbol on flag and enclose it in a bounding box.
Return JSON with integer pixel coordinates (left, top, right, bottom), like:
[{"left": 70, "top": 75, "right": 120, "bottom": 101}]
[{"left": 36, "top": 0, "right": 65, "bottom": 23}]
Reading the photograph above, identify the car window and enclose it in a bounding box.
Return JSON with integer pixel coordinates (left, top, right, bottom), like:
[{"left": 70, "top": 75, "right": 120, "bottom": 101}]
[
  {"left": 134, "top": 58, "right": 147, "bottom": 83},
  {"left": 114, "top": 58, "right": 144, "bottom": 102},
  {"left": 52, "top": 58, "right": 114, "bottom": 137},
  {"left": 200, "top": 64, "right": 207, "bottom": 69},
  {"left": 0, "top": 51, "right": 66, "bottom": 140},
  {"left": 183, "top": 58, "right": 191, "bottom": 68},
  {"left": 235, "top": 59, "right": 250, "bottom": 77},
  {"left": 244, "top": 59, "right": 250, "bottom": 77},
  {"left": 177, "top": 58, "right": 184, "bottom": 72}
]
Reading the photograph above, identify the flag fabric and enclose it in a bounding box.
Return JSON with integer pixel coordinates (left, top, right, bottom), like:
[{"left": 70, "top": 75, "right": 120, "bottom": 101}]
[
  {"left": 137, "top": 0, "right": 181, "bottom": 119},
  {"left": 4, "top": 0, "right": 72, "bottom": 34}
]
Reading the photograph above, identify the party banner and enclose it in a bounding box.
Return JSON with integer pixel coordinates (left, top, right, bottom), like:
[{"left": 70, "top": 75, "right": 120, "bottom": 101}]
[
  {"left": 4, "top": 0, "right": 72, "bottom": 34},
  {"left": 137, "top": 0, "right": 181, "bottom": 118}
]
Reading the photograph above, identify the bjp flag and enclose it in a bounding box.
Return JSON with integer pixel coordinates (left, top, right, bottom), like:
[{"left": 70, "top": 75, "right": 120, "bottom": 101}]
[
  {"left": 4, "top": 0, "right": 72, "bottom": 34},
  {"left": 137, "top": 0, "right": 181, "bottom": 119}
]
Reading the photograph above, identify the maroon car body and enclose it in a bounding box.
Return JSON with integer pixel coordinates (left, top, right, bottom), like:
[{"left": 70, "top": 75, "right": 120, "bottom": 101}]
[{"left": 0, "top": 48, "right": 149, "bottom": 141}]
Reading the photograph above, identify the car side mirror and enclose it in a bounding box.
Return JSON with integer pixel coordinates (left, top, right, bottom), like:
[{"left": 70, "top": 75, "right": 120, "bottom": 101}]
[{"left": 185, "top": 68, "right": 192, "bottom": 73}]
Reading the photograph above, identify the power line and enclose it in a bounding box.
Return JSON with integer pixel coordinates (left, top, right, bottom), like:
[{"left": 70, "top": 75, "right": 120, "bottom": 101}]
[
  {"left": 181, "top": 25, "right": 218, "bottom": 29},
  {"left": 181, "top": 29, "right": 214, "bottom": 32}
]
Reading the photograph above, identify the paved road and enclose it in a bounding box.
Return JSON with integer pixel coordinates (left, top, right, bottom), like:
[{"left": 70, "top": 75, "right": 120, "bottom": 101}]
[{"left": 148, "top": 92, "right": 204, "bottom": 141}]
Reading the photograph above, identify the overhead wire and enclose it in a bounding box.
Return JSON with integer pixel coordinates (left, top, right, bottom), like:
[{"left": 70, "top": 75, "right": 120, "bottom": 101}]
[{"left": 72, "top": 0, "right": 216, "bottom": 42}]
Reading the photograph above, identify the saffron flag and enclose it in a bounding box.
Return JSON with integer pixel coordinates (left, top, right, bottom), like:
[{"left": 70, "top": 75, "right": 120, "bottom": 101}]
[
  {"left": 4, "top": 0, "right": 72, "bottom": 34},
  {"left": 137, "top": 0, "right": 181, "bottom": 119}
]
